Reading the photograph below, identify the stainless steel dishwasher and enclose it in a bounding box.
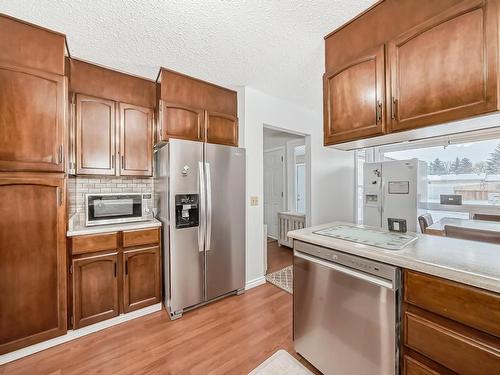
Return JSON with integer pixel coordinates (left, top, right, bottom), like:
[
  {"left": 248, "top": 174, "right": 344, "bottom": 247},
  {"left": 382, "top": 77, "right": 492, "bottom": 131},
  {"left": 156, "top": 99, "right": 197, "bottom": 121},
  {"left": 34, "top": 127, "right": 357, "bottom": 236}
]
[{"left": 293, "top": 240, "right": 401, "bottom": 375}]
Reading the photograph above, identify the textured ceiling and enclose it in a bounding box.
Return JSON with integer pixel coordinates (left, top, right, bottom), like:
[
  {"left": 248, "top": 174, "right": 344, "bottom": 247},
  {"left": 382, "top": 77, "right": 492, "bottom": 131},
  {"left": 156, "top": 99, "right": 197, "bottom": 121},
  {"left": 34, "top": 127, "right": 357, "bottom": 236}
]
[{"left": 0, "top": 0, "right": 376, "bottom": 112}]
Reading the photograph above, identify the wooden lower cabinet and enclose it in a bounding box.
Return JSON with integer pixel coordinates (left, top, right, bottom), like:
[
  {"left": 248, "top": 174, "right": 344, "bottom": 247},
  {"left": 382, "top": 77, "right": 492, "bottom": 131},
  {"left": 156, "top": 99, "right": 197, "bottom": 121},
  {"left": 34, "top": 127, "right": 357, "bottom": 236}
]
[
  {"left": 404, "top": 355, "right": 441, "bottom": 375},
  {"left": 402, "top": 270, "right": 500, "bottom": 375},
  {"left": 0, "top": 173, "right": 67, "bottom": 354},
  {"left": 72, "top": 253, "right": 119, "bottom": 329},
  {"left": 69, "top": 228, "right": 161, "bottom": 329},
  {"left": 123, "top": 246, "right": 161, "bottom": 313}
]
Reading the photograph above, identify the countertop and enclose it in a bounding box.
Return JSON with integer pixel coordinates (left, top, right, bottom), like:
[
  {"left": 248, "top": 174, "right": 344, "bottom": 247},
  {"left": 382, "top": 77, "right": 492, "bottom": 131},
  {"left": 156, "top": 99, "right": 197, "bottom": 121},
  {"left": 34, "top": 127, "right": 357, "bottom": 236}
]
[
  {"left": 67, "top": 217, "right": 162, "bottom": 236},
  {"left": 427, "top": 217, "right": 500, "bottom": 233},
  {"left": 288, "top": 222, "right": 500, "bottom": 294}
]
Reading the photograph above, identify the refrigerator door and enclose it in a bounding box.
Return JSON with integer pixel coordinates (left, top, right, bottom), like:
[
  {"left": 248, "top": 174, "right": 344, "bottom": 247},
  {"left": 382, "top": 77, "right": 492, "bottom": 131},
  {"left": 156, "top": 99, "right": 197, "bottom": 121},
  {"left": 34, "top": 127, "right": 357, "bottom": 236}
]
[
  {"left": 204, "top": 143, "right": 246, "bottom": 300},
  {"left": 168, "top": 139, "right": 205, "bottom": 313},
  {"left": 382, "top": 159, "right": 418, "bottom": 231},
  {"left": 363, "top": 162, "right": 382, "bottom": 227}
]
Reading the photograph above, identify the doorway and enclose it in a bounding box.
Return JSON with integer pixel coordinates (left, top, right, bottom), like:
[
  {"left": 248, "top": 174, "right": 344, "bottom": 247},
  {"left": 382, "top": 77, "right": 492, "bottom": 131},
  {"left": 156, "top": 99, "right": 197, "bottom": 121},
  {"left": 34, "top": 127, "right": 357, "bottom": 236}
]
[{"left": 263, "top": 126, "right": 309, "bottom": 283}]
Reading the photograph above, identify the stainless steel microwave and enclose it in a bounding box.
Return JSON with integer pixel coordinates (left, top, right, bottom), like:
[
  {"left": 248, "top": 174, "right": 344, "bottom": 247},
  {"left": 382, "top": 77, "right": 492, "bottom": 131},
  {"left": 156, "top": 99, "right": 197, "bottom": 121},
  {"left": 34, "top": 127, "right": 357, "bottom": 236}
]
[{"left": 85, "top": 193, "right": 153, "bottom": 226}]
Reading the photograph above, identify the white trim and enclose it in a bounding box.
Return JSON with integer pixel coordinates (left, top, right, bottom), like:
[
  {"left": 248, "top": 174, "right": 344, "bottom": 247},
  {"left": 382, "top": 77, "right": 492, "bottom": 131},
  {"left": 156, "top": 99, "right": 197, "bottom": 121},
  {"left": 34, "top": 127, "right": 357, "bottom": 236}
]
[
  {"left": 0, "top": 303, "right": 162, "bottom": 365},
  {"left": 245, "top": 276, "right": 266, "bottom": 290}
]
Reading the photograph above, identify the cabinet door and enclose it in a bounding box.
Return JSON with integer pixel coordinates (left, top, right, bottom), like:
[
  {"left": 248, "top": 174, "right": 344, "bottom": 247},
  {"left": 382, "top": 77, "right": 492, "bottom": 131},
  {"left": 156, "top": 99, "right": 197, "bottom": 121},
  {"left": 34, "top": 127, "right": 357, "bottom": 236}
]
[
  {"left": 158, "top": 101, "right": 204, "bottom": 143},
  {"left": 404, "top": 355, "right": 442, "bottom": 375},
  {"left": 76, "top": 94, "right": 116, "bottom": 175},
  {"left": 323, "top": 45, "right": 385, "bottom": 145},
  {"left": 388, "top": 0, "right": 498, "bottom": 132},
  {"left": 0, "top": 174, "right": 66, "bottom": 354},
  {"left": 73, "top": 253, "right": 119, "bottom": 329},
  {"left": 206, "top": 111, "right": 238, "bottom": 146},
  {"left": 0, "top": 64, "right": 65, "bottom": 172},
  {"left": 123, "top": 246, "right": 160, "bottom": 313},
  {"left": 119, "top": 103, "right": 153, "bottom": 176}
]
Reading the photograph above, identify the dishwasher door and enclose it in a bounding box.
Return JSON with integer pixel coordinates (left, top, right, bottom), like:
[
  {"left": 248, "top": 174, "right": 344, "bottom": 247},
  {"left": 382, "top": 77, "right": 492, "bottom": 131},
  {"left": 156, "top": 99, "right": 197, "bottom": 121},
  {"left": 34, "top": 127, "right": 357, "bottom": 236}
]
[{"left": 294, "top": 249, "right": 400, "bottom": 375}]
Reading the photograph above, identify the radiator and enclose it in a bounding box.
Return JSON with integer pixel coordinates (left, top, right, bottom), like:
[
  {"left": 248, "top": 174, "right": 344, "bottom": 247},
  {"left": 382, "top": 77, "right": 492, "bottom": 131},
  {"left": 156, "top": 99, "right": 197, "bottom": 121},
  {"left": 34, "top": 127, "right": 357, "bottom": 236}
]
[{"left": 278, "top": 211, "right": 306, "bottom": 247}]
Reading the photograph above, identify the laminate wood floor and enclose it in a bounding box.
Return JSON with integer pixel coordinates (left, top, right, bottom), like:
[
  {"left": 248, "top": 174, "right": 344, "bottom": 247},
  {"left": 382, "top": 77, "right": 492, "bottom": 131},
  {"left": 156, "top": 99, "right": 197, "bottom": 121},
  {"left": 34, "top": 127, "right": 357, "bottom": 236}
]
[
  {"left": 266, "top": 239, "right": 293, "bottom": 274},
  {"left": 0, "top": 283, "right": 320, "bottom": 375}
]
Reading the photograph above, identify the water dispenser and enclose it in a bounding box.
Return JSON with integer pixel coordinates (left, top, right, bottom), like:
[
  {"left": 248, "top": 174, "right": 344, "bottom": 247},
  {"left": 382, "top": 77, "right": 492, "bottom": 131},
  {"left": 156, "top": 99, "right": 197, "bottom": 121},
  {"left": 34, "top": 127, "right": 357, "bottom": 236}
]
[{"left": 175, "top": 194, "right": 199, "bottom": 229}]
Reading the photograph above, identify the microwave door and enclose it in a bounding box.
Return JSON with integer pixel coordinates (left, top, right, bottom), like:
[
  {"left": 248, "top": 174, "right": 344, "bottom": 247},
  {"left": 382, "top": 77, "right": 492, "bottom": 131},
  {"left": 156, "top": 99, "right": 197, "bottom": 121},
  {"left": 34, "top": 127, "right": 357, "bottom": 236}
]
[{"left": 94, "top": 199, "right": 134, "bottom": 217}]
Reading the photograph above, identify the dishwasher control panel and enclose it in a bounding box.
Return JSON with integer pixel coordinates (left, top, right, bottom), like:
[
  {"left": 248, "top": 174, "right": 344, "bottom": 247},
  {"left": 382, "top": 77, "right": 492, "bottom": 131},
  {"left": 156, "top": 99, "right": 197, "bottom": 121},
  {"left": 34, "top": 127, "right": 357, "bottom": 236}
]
[{"left": 294, "top": 240, "right": 398, "bottom": 282}]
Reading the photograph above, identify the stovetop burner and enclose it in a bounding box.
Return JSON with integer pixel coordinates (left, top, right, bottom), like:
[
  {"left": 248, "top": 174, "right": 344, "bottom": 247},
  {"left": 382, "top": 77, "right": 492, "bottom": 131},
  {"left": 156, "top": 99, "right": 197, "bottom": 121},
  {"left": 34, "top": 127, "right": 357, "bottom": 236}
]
[{"left": 313, "top": 224, "right": 417, "bottom": 250}]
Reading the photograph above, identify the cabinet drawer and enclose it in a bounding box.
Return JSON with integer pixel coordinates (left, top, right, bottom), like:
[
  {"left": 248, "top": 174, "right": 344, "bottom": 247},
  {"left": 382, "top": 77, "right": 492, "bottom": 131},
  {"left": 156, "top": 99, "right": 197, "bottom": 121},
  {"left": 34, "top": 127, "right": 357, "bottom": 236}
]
[
  {"left": 123, "top": 228, "right": 159, "bottom": 247},
  {"left": 72, "top": 233, "right": 118, "bottom": 255},
  {"left": 405, "top": 312, "right": 500, "bottom": 375},
  {"left": 404, "top": 270, "right": 500, "bottom": 337},
  {"left": 404, "top": 355, "right": 441, "bottom": 375}
]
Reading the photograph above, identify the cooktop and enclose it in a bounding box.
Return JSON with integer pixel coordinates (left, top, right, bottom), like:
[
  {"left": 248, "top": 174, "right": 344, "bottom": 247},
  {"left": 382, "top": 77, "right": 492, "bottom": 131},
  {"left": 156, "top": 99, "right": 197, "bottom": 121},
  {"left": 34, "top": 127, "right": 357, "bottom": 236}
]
[{"left": 313, "top": 224, "right": 417, "bottom": 250}]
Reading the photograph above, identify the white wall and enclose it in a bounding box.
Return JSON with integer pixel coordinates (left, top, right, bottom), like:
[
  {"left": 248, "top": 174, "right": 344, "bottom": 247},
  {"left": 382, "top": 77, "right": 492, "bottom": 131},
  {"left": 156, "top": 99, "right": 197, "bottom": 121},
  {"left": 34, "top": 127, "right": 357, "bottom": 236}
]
[{"left": 240, "top": 86, "right": 355, "bottom": 283}]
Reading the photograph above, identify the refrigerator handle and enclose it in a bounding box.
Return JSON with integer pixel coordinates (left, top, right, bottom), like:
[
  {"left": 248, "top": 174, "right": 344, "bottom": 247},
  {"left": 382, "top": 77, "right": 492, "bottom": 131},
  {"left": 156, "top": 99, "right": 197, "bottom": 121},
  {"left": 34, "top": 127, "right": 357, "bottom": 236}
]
[
  {"left": 198, "top": 161, "right": 206, "bottom": 253},
  {"left": 205, "top": 162, "right": 212, "bottom": 251}
]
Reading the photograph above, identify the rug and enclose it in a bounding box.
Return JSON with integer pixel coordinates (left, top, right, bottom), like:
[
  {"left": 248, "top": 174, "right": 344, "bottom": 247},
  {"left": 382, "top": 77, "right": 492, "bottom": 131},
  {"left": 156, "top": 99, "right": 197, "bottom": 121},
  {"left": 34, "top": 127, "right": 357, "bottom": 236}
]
[
  {"left": 249, "top": 350, "right": 313, "bottom": 375},
  {"left": 266, "top": 265, "right": 293, "bottom": 294}
]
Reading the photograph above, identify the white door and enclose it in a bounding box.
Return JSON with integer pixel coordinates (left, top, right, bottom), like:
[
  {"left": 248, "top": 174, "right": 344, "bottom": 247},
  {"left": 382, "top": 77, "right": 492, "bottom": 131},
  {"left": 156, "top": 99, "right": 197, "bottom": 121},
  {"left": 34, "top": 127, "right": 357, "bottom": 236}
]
[
  {"left": 296, "top": 163, "right": 305, "bottom": 213},
  {"left": 264, "top": 148, "right": 284, "bottom": 238}
]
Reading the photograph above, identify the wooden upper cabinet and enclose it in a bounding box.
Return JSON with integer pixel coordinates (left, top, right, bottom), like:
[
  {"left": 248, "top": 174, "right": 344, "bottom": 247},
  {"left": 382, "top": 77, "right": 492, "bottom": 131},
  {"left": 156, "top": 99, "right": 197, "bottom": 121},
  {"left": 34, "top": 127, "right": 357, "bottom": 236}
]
[
  {"left": 206, "top": 112, "right": 238, "bottom": 146},
  {"left": 0, "top": 65, "right": 66, "bottom": 172},
  {"left": 72, "top": 252, "right": 119, "bottom": 329},
  {"left": 123, "top": 246, "right": 161, "bottom": 313},
  {"left": 120, "top": 103, "right": 153, "bottom": 176},
  {"left": 0, "top": 174, "right": 67, "bottom": 354},
  {"left": 157, "top": 68, "right": 238, "bottom": 146},
  {"left": 388, "top": 0, "right": 498, "bottom": 132},
  {"left": 159, "top": 101, "right": 205, "bottom": 142},
  {"left": 324, "top": 45, "right": 385, "bottom": 145},
  {"left": 0, "top": 15, "right": 66, "bottom": 172},
  {"left": 76, "top": 94, "right": 116, "bottom": 175}
]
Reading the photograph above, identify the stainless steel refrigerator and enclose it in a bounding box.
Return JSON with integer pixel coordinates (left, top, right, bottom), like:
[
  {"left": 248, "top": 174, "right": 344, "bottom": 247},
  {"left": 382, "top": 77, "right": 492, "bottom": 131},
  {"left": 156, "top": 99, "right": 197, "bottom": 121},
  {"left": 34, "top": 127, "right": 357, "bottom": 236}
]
[{"left": 154, "top": 139, "right": 246, "bottom": 319}]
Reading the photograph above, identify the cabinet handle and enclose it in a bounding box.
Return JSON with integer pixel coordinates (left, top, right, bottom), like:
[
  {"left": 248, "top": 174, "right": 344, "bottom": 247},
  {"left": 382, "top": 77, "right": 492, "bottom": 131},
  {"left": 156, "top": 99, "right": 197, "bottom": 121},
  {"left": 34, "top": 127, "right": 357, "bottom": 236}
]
[
  {"left": 114, "top": 262, "right": 117, "bottom": 277},
  {"left": 121, "top": 155, "right": 125, "bottom": 169},
  {"left": 111, "top": 155, "right": 115, "bottom": 169},
  {"left": 391, "top": 97, "right": 398, "bottom": 120},
  {"left": 376, "top": 101, "right": 382, "bottom": 124},
  {"left": 58, "top": 145, "right": 64, "bottom": 164},
  {"left": 125, "top": 260, "right": 128, "bottom": 275}
]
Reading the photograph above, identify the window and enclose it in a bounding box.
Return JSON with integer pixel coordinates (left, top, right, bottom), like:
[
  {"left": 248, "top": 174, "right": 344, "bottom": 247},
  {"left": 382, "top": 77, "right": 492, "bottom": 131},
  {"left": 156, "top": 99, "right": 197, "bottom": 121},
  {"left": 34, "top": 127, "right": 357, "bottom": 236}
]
[{"left": 355, "top": 129, "right": 500, "bottom": 223}]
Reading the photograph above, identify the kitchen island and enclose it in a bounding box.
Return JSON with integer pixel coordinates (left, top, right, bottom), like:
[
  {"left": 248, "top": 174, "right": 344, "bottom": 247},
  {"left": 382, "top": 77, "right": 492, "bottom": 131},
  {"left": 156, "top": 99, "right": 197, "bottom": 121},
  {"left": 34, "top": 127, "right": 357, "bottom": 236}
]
[
  {"left": 289, "top": 222, "right": 500, "bottom": 375},
  {"left": 288, "top": 222, "right": 500, "bottom": 293}
]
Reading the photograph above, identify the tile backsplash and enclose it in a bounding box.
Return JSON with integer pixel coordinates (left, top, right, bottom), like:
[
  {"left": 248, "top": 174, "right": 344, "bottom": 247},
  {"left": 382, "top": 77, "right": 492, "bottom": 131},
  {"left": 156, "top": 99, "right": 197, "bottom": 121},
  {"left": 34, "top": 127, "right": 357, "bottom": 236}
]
[{"left": 69, "top": 176, "right": 154, "bottom": 224}]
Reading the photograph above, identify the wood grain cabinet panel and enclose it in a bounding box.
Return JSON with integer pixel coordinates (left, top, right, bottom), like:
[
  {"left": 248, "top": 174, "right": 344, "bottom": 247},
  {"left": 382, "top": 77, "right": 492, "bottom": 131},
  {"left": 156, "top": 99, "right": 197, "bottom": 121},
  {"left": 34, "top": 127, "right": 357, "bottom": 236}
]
[
  {"left": 0, "top": 174, "right": 66, "bottom": 354},
  {"left": 323, "top": 45, "right": 385, "bottom": 145},
  {"left": 388, "top": 0, "right": 498, "bottom": 132},
  {"left": 405, "top": 270, "right": 500, "bottom": 337},
  {"left": 0, "top": 64, "right": 65, "bottom": 172},
  {"left": 206, "top": 112, "right": 238, "bottom": 146},
  {"left": 404, "top": 311, "right": 500, "bottom": 375},
  {"left": 122, "top": 228, "right": 160, "bottom": 248},
  {"left": 119, "top": 103, "right": 153, "bottom": 176},
  {"left": 72, "top": 253, "right": 119, "bottom": 329},
  {"left": 76, "top": 94, "right": 116, "bottom": 175},
  {"left": 159, "top": 101, "right": 204, "bottom": 142},
  {"left": 123, "top": 247, "right": 161, "bottom": 313},
  {"left": 71, "top": 233, "right": 118, "bottom": 255},
  {"left": 404, "top": 355, "right": 442, "bottom": 375}
]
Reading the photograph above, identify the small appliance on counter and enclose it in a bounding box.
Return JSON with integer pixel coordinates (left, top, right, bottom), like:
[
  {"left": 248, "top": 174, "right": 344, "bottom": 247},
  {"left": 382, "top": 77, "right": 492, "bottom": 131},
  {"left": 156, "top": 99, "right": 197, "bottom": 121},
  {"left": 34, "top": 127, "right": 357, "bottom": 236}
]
[{"left": 85, "top": 193, "right": 153, "bottom": 226}]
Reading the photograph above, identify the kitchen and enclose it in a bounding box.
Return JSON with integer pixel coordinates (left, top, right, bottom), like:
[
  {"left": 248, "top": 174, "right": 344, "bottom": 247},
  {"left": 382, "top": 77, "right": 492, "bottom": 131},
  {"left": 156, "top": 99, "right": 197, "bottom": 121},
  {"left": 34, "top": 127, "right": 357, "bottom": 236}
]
[{"left": 1, "top": 0, "right": 500, "bottom": 374}]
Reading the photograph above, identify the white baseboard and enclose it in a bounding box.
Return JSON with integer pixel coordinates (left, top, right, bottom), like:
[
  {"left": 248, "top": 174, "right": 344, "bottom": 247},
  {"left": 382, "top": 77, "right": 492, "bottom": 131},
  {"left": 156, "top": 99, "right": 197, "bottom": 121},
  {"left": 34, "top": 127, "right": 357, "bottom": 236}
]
[
  {"left": 0, "top": 303, "right": 163, "bottom": 365},
  {"left": 245, "top": 276, "right": 266, "bottom": 290}
]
